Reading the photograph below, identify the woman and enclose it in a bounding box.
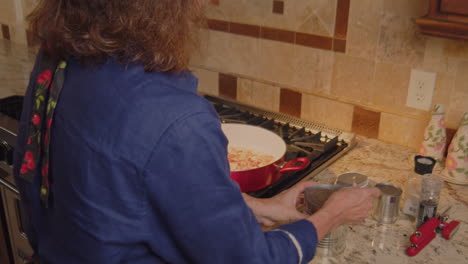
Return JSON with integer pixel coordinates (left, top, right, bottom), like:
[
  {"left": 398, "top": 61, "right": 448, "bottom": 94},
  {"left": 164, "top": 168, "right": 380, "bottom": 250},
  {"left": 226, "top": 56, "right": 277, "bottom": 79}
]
[{"left": 13, "top": 1, "right": 380, "bottom": 263}]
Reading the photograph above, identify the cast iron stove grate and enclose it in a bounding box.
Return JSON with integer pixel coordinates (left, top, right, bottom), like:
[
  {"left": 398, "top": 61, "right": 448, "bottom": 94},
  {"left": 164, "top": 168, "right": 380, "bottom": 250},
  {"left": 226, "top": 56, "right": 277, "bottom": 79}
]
[
  {"left": 0, "top": 96, "right": 24, "bottom": 121},
  {"left": 205, "top": 95, "right": 352, "bottom": 198}
]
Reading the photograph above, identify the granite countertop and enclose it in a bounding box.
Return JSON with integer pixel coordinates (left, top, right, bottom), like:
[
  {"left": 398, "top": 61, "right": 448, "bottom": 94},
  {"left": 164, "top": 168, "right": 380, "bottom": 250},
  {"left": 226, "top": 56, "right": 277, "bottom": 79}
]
[
  {"left": 2, "top": 39, "right": 467, "bottom": 264},
  {"left": 308, "top": 135, "right": 468, "bottom": 264}
]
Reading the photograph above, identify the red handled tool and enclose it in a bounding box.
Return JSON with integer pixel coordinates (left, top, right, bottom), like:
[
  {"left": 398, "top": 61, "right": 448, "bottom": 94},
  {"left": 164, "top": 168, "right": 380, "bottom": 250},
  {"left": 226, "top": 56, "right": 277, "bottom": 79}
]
[
  {"left": 406, "top": 207, "right": 460, "bottom": 256},
  {"left": 441, "top": 219, "right": 460, "bottom": 240}
]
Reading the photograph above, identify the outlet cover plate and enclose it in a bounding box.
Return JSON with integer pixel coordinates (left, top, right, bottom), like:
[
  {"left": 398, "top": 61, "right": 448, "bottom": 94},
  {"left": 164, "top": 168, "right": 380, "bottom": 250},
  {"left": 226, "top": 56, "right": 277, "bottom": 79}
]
[{"left": 406, "top": 69, "right": 436, "bottom": 111}]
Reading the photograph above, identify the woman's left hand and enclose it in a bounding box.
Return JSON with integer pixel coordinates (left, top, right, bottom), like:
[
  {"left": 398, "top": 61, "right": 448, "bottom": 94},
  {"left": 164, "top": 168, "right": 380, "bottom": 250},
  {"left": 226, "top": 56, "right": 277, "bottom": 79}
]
[{"left": 242, "top": 180, "right": 317, "bottom": 226}]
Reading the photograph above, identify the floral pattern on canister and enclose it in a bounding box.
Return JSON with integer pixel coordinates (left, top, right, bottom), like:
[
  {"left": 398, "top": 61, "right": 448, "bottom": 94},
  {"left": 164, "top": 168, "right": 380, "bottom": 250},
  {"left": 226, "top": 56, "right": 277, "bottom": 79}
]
[
  {"left": 419, "top": 104, "right": 447, "bottom": 167},
  {"left": 443, "top": 113, "right": 468, "bottom": 183}
]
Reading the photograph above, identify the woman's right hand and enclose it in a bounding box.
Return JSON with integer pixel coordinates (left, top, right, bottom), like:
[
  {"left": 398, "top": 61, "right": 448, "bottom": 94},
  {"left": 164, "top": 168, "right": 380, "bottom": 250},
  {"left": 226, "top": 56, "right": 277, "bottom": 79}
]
[
  {"left": 307, "top": 186, "right": 381, "bottom": 240},
  {"left": 322, "top": 186, "right": 381, "bottom": 225}
]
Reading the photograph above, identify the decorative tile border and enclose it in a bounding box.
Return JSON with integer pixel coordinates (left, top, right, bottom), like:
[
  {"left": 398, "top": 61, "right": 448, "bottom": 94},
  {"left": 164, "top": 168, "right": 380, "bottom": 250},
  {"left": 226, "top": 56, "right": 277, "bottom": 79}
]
[
  {"left": 295, "top": 32, "right": 333, "bottom": 50},
  {"left": 352, "top": 106, "right": 381, "bottom": 138},
  {"left": 216, "top": 70, "right": 302, "bottom": 118},
  {"left": 261, "top": 26, "right": 295, "bottom": 44},
  {"left": 333, "top": 38, "right": 347, "bottom": 52},
  {"left": 206, "top": 0, "right": 351, "bottom": 52},
  {"left": 1, "top": 24, "right": 10, "bottom": 40},
  {"left": 206, "top": 19, "right": 229, "bottom": 32},
  {"left": 207, "top": 18, "right": 340, "bottom": 52},
  {"left": 272, "top": 1, "right": 284, "bottom": 15},
  {"left": 334, "top": 0, "right": 350, "bottom": 39},
  {"left": 218, "top": 73, "right": 237, "bottom": 100},
  {"left": 5, "top": 1, "right": 351, "bottom": 51},
  {"left": 229, "top": 22, "right": 260, "bottom": 38},
  {"left": 205, "top": 68, "right": 439, "bottom": 150},
  {"left": 280, "top": 88, "right": 302, "bottom": 117}
]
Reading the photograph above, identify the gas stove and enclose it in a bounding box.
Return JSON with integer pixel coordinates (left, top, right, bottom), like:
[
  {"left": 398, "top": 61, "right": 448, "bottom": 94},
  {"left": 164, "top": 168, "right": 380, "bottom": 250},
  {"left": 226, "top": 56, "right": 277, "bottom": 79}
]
[
  {"left": 205, "top": 95, "right": 356, "bottom": 198},
  {"left": 0, "top": 96, "right": 24, "bottom": 190}
]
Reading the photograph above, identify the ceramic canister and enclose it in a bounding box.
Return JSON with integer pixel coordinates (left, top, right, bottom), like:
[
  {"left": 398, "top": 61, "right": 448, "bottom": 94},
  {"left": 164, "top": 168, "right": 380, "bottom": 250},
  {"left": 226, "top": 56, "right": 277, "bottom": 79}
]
[
  {"left": 442, "top": 112, "right": 468, "bottom": 184},
  {"left": 419, "top": 104, "right": 447, "bottom": 168}
]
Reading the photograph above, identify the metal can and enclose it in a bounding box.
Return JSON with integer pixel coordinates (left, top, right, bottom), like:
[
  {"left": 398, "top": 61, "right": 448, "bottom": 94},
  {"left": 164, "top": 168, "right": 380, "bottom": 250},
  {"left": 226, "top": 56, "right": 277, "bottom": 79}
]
[
  {"left": 336, "top": 172, "right": 368, "bottom": 187},
  {"left": 304, "top": 184, "right": 350, "bottom": 256},
  {"left": 373, "top": 183, "right": 403, "bottom": 224}
]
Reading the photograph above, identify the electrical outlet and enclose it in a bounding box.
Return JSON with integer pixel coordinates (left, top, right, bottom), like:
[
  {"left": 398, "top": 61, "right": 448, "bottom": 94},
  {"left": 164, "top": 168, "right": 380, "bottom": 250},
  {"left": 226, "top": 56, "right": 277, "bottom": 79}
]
[{"left": 406, "top": 69, "right": 436, "bottom": 110}]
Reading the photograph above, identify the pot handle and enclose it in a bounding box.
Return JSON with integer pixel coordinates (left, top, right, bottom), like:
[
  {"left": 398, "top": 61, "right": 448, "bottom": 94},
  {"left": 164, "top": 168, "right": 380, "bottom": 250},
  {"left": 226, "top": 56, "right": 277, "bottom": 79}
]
[{"left": 279, "top": 157, "right": 310, "bottom": 173}]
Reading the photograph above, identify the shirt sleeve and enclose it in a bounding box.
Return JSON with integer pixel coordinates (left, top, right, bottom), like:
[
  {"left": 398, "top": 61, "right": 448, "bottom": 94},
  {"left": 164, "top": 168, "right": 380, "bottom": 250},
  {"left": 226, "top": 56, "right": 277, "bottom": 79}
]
[{"left": 141, "top": 111, "right": 318, "bottom": 264}]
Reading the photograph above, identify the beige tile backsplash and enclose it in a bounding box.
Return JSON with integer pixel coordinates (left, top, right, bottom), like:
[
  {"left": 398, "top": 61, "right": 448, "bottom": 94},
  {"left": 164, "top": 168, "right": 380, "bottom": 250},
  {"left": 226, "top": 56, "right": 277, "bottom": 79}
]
[
  {"left": 423, "top": 38, "right": 453, "bottom": 74},
  {"left": 432, "top": 72, "right": 455, "bottom": 116},
  {"left": 379, "top": 112, "right": 427, "bottom": 150},
  {"left": 294, "top": 0, "right": 337, "bottom": 37},
  {"left": 376, "top": 13, "right": 426, "bottom": 67},
  {"left": 192, "top": 0, "right": 468, "bottom": 150},
  {"left": 370, "top": 62, "right": 426, "bottom": 117},
  {"left": 0, "top": 0, "right": 17, "bottom": 25},
  {"left": 445, "top": 39, "right": 468, "bottom": 60},
  {"left": 257, "top": 38, "right": 294, "bottom": 87},
  {"left": 346, "top": 0, "right": 381, "bottom": 59},
  {"left": 237, "top": 78, "right": 280, "bottom": 113},
  {"left": 192, "top": 68, "right": 219, "bottom": 96},
  {"left": 2, "top": 0, "right": 467, "bottom": 150},
  {"left": 293, "top": 45, "right": 334, "bottom": 95},
  {"left": 0, "top": 0, "right": 35, "bottom": 44},
  {"left": 330, "top": 54, "right": 374, "bottom": 104},
  {"left": 301, "top": 93, "right": 354, "bottom": 132}
]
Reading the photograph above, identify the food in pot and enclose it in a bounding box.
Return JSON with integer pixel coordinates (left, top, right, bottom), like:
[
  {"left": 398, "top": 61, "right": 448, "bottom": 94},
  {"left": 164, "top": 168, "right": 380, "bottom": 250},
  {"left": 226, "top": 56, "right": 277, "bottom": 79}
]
[{"left": 228, "top": 146, "right": 275, "bottom": 171}]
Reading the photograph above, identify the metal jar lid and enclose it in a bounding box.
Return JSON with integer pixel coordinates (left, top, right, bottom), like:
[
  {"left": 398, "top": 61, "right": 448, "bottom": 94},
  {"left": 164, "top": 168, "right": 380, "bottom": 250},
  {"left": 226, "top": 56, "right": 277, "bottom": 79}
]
[
  {"left": 414, "top": 155, "right": 436, "bottom": 175},
  {"left": 336, "top": 172, "right": 368, "bottom": 187},
  {"left": 375, "top": 183, "right": 402, "bottom": 196}
]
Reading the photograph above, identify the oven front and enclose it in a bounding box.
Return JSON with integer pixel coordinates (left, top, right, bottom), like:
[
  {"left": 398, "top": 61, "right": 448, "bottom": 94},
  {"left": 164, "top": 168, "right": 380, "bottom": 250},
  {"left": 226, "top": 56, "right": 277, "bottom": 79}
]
[
  {"left": 0, "top": 95, "right": 35, "bottom": 263},
  {"left": 0, "top": 158, "right": 34, "bottom": 264}
]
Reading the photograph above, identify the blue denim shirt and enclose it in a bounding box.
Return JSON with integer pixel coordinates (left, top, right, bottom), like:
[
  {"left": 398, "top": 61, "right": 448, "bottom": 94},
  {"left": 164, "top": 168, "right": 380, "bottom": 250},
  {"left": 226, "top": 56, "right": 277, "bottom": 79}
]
[{"left": 14, "top": 54, "right": 317, "bottom": 263}]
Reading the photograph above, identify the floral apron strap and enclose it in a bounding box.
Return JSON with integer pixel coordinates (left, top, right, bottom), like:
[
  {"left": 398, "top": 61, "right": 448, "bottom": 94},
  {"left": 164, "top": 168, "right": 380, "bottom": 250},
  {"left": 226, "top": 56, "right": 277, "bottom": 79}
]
[{"left": 18, "top": 48, "right": 67, "bottom": 208}]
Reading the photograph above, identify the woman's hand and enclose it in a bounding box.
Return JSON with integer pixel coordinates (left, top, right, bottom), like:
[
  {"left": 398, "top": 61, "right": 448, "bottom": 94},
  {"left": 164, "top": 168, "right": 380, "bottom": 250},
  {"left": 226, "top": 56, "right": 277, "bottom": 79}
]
[
  {"left": 243, "top": 181, "right": 317, "bottom": 226},
  {"left": 307, "top": 186, "right": 381, "bottom": 240},
  {"left": 323, "top": 186, "right": 381, "bottom": 225}
]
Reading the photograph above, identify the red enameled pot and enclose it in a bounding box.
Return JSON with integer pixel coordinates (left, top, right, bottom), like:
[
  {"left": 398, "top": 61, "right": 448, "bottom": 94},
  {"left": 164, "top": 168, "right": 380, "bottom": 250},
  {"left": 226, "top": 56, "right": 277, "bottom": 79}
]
[{"left": 222, "top": 123, "right": 310, "bottom": 192}]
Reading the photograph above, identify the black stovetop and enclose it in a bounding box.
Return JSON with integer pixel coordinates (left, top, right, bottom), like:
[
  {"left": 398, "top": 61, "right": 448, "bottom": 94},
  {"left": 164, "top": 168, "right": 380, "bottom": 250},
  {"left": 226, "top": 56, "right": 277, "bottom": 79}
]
[
  {"left": 0, "top": 96, "right": 23, "bottom": 121},
  {"left": 0, "top": 95, "right": 350, "bottom": 197},
  {"left": 205, "top": 95, "right": 349, "bottom": 198}
]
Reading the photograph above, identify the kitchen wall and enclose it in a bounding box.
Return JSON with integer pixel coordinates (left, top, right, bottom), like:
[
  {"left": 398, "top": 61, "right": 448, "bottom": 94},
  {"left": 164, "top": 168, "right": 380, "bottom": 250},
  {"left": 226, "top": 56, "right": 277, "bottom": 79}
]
[
  {"left": 191, "top": 0, "right": 468, "bottom": 151},
  {"left": 0, "top": 0, "right": 37, "bottom": 99},
  {"left": 1, "top": 0, "right": 467, "bottom": 150},
  {"left": 0, "top": 0, "right": 36, "bottom": 45}
]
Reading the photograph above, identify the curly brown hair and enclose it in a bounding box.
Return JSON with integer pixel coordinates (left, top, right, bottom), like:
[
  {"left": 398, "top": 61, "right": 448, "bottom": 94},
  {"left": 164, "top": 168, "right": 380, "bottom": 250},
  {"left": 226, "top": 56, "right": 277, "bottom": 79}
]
[{"left": 29, "top": 0, "right": 205, "bottom": 72}]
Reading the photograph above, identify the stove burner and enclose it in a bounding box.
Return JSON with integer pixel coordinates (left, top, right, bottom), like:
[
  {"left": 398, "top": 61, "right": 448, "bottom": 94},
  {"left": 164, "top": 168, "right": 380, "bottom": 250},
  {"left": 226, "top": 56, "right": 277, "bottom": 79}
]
[{"left": 207, "top": 96, "right": 349, "bottom": 198}]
